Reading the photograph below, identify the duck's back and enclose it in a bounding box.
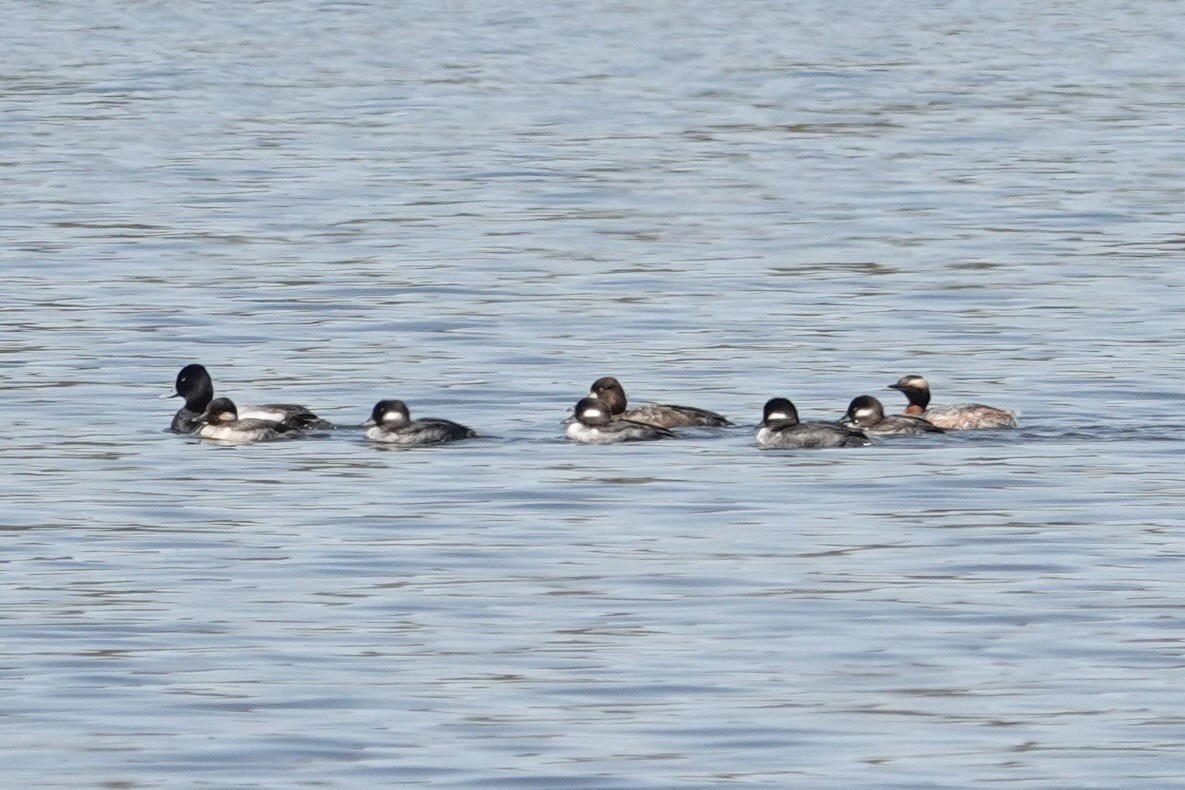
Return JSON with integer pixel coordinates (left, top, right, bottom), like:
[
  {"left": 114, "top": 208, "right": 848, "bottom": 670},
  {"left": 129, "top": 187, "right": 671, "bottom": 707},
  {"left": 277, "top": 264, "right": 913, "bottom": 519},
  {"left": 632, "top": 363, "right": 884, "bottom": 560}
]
[
  {"left": 758, "top": 421, "right": 868, "bottom": 449},
  {"left": 867, "top": 414, "right": 943, "bottom": 435},
  {"left": 623, "top": 403, "right": 732, "bottom": 429},
  {"left": 367, "top": 418, "right": 476, "bottom": 446},
  {"left": 199, "top": 419, "right": 291, "bottom": 444},
  {"left": 238, "top": 403, "right": 334, "bottom": 430},
  {"left": 567, "top": 418, "right": 673, "bottom": 444},
  {"left": 923, "top": 404, "right": 1017, "bottom": 430}
]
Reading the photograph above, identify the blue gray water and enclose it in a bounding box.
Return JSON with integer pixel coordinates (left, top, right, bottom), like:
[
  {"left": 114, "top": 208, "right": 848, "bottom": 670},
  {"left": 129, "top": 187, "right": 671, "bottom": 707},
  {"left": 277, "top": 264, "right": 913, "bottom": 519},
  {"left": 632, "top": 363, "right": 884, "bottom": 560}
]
[{"left": 4, "top": 0, "right": 1185, "bottom": 786}]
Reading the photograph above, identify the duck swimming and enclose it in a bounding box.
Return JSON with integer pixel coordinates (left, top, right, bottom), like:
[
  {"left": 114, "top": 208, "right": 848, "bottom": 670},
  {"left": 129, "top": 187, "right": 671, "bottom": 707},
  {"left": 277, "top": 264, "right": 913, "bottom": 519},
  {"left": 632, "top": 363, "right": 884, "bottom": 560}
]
[
  {"left": 363, "top": 400, "right": 477, "bottom": 446},
  {"left": 197, "top": 398, "right": 300, "bottom": 444},
  {"left": 588, "top": 376, "right": 732, "bottom": 429},
  {"left": 842, "top": 395, "right": 944, "bottom": 436},
  {"left": 566, "top": 396, "right": 676, "bottom": 444},
  {"left": 756, "top": 398, "right": 870, "bottom": 449},
  {"left": 887, "top": 375, "right": 1017, "bottom": 430},
  {"left": 167, "top": 364, "right": 332, "bottom": 433}
]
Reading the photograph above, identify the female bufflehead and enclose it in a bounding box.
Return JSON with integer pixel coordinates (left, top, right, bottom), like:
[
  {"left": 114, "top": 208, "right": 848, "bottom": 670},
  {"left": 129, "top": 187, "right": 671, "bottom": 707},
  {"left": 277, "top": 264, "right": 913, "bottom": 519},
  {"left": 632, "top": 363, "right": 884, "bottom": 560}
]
[
  {"left": 842, "top": 395, "right": 944, "bottom": 436},
  {"left": 887, "top": 375, "right": 1017, "bottom": 430},
  {"left": 363, "top": 400, "right": 477, "bottom": 446},
  {"left": 567, "top": 396, "right": 676, "bottom": 444},
  {"left": 197, "top": 398, "right": 299, "bottom": 444},
  {"left": 167, "top": 364, "right": 332, "bottom": 433},
  {"left": 588, "top": 376, "right": 732, "bottom": 428},
  {"left": 756, "top": 397, "right": 869, "bottom": 449}
]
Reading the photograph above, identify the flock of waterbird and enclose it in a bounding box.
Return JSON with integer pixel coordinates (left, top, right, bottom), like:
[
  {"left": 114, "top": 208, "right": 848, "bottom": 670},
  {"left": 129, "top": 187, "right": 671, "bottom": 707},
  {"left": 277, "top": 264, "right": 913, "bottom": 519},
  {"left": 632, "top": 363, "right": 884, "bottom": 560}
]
[{"left": 164, "top": 364, "right": 1018, "bottom": 448}]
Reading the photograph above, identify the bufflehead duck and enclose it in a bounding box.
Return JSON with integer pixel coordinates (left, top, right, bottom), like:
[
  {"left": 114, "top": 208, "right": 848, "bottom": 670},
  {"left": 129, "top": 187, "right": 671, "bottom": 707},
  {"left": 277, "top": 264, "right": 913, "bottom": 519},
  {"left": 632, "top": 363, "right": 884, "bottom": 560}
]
[
  {"left": 588, "top": 376, "right": 732, "bottom": 428},
  {"left": 887, "top": 375, "right": 1017, "bottom": 430},
  {"left": 756, "top": 398, "right": 869, "bottom": 449},
  {"left": 197, "top": 398, "right": 299, "bottom": 444},
  {"left": 363, "top": 400, "right": 477, "bottom": 446},
  {"left": 566, "top": 396, "right": 676, "bottom": 444},
  {"left": 166, "top": 364, "right": 332, "bottom": 433},
  {"left": 842, "top": 395, "right": 944, "bottom": 436}
]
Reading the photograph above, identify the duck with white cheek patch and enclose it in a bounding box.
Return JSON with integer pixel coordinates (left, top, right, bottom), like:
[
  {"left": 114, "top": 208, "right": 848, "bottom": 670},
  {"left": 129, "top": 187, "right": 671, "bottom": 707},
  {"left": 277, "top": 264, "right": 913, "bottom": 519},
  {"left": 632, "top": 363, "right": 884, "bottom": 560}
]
[
  {"left": 197, "top": 398, "right": 301, "bottom": 444},
  {"left": 841, "top": 395, "right": 943, "bottom": 436},
  {"left": 363, "top": 400, "right": 476, "bottom": 446},
  {"left": 566, "top": 397, "right": 676, "bottom": 444},
  {"left": 166, "top": 363, "right": 332, "bottom": 433},
  {"left": 756, "top": 398, "right": 869, "bottom": 449}
]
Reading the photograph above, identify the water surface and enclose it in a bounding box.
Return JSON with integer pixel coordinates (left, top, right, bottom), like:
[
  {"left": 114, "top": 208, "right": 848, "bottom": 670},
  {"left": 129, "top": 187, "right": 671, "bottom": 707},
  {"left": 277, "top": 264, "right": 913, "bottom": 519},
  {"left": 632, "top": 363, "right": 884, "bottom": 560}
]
[{"left": 4, "top": 1, "right": 1185, "bottom": 786}]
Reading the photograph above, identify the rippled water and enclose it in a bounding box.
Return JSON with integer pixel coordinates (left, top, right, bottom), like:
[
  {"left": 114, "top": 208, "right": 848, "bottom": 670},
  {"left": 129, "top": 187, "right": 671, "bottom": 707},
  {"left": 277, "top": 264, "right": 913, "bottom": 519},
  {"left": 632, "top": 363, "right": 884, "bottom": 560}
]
[{"left": 5, "top": 0, "right": 1185, "bottom": 786}]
